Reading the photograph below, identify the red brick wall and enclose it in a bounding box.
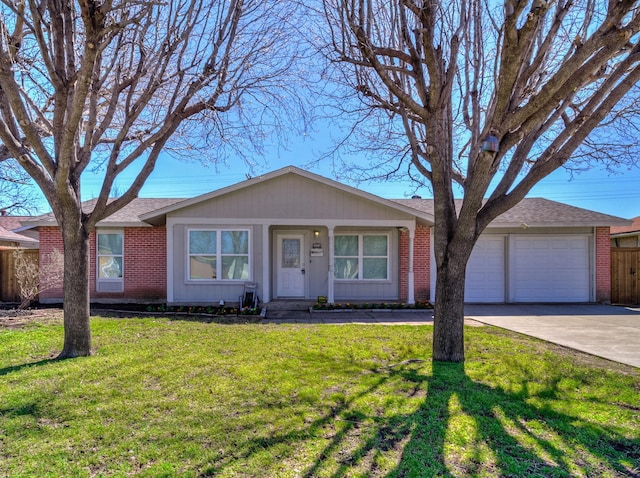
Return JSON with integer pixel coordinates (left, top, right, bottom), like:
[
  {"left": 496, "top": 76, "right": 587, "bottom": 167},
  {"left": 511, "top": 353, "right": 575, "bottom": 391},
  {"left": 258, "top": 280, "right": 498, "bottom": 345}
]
[
  {"left": 38, "top": 226, "right": 167, "bottom": 302},
  {"left": 595, "top": 226, "right": 611, "bottom": 303},
  {"left": 38, "top": 227, "right": 64, "bottom": 301},
  {"left": 399, "top": 225, "right": 431, "bottom": 302},
  {"left": 123, "top": 227, "right": 167, "bottom": 300}
]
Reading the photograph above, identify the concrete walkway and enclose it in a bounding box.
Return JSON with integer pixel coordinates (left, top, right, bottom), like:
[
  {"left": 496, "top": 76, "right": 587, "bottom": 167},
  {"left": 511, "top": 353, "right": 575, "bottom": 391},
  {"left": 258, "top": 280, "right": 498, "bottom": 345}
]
[
  {"left": 264, "top": 302, "right": 435, "bottom": 325},
  {"left": 464, "top": 304, "right": 640, "bottom": 368}
]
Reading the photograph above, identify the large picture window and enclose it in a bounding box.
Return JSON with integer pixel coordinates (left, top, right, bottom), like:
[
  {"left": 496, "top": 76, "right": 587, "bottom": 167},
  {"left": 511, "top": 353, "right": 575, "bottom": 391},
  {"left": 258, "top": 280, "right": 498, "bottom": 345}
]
[
  {"left": 334, "top": 234, "right": 388, "bottom": 280},
  {"left": 188, "top": 229, "right": 249, "bottom": 280}
]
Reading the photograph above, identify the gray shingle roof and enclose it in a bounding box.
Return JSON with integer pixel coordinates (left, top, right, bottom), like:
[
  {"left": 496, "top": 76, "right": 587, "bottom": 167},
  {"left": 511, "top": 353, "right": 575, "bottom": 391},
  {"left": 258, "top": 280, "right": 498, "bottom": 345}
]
[
  {"left": 393, "top": 197, "right": 629, "bottom": 227},
  {"left": 23, "top": 198, "right": 185, "bottom": 227},
  {"left": 20, "top": 183, "right": 629, "bottom": 229}
]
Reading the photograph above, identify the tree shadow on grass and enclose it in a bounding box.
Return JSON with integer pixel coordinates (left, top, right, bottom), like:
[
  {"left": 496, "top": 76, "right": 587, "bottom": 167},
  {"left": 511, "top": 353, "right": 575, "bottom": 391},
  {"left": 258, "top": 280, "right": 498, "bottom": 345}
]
[
  {"left": 203, "top": 359, "right": 640, "bottom": 477},
  {"left": 0, "top": 358, "right": 57, "bottom": 377},
  {"left": 384, "top": 361, "right": 638, "bottom": 477}
]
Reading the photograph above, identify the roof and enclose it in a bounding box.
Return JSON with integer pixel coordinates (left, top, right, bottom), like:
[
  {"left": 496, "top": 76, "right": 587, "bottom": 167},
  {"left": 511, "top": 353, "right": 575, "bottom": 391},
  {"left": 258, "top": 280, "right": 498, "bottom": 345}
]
[
  {"left": 23, "top": 198, "right": 185, "bottom": 228},
  {"left": 0, "top": 215, "right": 40, "bottom": 247},
  {"left": 19, "top": 168, "right": 629, "bottom": 229},
  {"left": 0, "top": 215, "right": 32, "bottom": 231},
  {"left": 610, "top": 216, "right": 640, "bottom": 236},
  {"left": 0, "top": 224, "right": 39, "bottom": 245},
  {"left": 393, "top": 197, "right": 629, "bottom": 227}
]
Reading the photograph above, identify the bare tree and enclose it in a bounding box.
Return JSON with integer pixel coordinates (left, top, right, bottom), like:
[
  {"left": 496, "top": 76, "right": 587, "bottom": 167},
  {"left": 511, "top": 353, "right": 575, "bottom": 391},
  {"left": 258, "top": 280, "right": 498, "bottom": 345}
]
[
  {"left": 0, "top": 159, "right": 40, "bottom": 214},
  {"left": 0, "top": 0, "right": 306, "bottom": 357},
  {"left": 319, "top": 1, "right": 640, "bottom": 361}
]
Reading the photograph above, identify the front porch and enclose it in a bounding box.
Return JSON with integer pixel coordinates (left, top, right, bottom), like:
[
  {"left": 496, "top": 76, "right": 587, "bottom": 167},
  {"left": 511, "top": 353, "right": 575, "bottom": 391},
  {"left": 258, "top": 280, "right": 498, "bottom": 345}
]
[{"left": 263, "top": 223, "right": 419, "bottom": 305}]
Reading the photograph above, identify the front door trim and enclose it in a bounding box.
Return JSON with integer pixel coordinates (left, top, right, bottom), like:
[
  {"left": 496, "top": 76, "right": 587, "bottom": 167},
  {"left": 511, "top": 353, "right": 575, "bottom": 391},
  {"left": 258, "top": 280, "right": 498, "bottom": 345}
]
[{"left": 275, "top": 231, "right": 307, "bottom": 298}]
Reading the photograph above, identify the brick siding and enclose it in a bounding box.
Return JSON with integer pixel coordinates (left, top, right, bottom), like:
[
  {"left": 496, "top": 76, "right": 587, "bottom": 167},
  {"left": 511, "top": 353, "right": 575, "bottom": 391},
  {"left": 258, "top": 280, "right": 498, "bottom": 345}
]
[
  {"left": 595, "top": 226, "right": 611, "bottom": 303},
  {"left": 38, "top": 226, "right": 167, "bottom": 302},
  {"left": 399, "top": 225, "right": 431, "bottom": 302},
  {"left": 38, "top": 227, "right": 64, "bottom": 301}
]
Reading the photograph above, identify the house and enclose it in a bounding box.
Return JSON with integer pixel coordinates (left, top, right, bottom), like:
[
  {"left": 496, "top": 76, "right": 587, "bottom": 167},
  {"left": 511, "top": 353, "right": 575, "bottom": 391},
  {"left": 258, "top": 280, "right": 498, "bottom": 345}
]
[
  {"left": 0, "top": 214, "right": 40, "bottom": 302},
  {"left": 610, "top": 216, "right": 640, "bottom": 247},
  {"left": 0, "top": 213, "right": 39, "bottom": 250},
  {"left": 24, "top": 166, "right": 628, "bottom": 305}
]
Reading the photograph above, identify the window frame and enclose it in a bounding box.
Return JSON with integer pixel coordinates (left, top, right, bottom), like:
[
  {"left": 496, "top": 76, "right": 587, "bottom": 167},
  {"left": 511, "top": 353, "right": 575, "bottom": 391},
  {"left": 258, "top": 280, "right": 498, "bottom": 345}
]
[
  {"left": 334, "top": 232, "right": 390, "bottom": 281},
  {"left": 187, "top": 228, "right": 251, "bottom": 282},
  {"left": 96, "top": 229, "right": 124, "bottom": 292}
]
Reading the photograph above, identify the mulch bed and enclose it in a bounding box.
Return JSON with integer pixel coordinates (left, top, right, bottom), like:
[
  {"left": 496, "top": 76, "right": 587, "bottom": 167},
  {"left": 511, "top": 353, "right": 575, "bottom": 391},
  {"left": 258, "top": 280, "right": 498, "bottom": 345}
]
[{"left": 0, "top": 307, "right": 64, "bottom": 328}]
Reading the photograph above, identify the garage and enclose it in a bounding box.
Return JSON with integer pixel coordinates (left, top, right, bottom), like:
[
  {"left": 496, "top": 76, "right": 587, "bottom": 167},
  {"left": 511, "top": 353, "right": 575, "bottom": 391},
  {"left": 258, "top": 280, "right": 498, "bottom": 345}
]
[
  {"left": 509, "top": 235, "right": 591, "bottom": 302},
  {"left": 456, "top": 233, "right": 592, "bottom": 303},
  {"left": 465, "top": 236, "right": 505, "bottom": 302}
]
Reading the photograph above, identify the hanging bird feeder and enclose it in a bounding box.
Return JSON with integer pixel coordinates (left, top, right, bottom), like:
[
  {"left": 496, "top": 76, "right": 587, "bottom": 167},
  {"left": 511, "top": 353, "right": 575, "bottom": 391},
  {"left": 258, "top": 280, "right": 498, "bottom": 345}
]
[{"left": 481, "top": 131, "right": 499, "bottom": 153}]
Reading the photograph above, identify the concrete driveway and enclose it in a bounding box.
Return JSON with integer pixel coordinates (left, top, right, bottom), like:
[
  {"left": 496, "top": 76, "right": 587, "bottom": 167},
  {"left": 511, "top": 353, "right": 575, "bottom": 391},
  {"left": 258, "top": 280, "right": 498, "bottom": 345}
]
[{"left": 464, "top": 304, "right": 640, "bottom": 368}]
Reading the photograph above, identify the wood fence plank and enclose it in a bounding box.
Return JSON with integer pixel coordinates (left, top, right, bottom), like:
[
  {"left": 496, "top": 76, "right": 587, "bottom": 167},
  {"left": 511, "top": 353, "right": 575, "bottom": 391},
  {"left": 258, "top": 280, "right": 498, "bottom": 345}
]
[
  {"left": 611, "top": 248, "right": 640, "bottom": 305},
  {"left": 0, "top": 249, "right": 39, "bottom": 302}
]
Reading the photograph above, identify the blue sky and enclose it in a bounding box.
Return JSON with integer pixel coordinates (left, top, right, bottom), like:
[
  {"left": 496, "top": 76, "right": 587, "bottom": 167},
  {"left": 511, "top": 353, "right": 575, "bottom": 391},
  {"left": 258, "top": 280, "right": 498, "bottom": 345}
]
[
  {"left": 24, "top": 123, "right": 639, "bottom": 220},
  {"left": 66, "top": 133, "right": 640, "bottom": 221}
]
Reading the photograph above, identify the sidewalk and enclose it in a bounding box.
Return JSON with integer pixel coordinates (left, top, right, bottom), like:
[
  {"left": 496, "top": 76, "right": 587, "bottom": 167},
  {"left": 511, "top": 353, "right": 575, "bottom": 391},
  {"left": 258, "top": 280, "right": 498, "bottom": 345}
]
[
  {"left": 260, "top": 300, "right": 497, "bottom": 325},
  {"left": 264, "top": 308, "right": 436, "bottom": 325}
]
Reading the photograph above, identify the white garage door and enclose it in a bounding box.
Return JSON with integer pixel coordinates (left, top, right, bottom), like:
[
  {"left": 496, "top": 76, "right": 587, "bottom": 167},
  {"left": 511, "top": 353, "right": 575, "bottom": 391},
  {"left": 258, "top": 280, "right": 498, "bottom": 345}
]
[
  {"left": 465, "top": 236, "right": 505, "bottom": 303},
  {"left": 511, "top": 235, "right": 590, "bottom": 302}
]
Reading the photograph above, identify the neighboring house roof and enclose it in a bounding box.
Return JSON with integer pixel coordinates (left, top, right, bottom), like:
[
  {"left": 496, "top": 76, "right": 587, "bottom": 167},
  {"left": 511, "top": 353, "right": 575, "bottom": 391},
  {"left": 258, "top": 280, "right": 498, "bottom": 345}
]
[
  {"left": 610, "top": 216, "right": 640, "bottom": 236},
  {"left": 0, "top": 215, "right": 31, "bottom": 231},
  {"left": 394, "top": 197, "right": 629, "bottom": 228},
  {"left": 0, "top": 224, "right": 39, "bottom": 247},
  {"left": 0, "top": 215, "right": 40, "bottom": 248}
]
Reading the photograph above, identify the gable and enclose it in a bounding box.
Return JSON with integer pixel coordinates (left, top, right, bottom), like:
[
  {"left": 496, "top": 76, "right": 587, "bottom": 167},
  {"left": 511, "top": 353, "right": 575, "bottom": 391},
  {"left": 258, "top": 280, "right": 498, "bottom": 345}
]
[{"left": 166, "top": 172, "right": 418, "bottom": 222}]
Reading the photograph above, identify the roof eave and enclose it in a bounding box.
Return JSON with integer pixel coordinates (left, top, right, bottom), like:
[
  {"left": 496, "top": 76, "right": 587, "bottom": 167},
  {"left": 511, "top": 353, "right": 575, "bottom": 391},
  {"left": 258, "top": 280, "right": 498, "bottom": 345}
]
[
  {"left": 95, "top": 221, "right": 154, "bottom": 228},
  {"left": 611, "top": 230, "right": 640, "bottom": 238},
  {"left": 17, "top": 220, "right": 56, "bottom": 228}
]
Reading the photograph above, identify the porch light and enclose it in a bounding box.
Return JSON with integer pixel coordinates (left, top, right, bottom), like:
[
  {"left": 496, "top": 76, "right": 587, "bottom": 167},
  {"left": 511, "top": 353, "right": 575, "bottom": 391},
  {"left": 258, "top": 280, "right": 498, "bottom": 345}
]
[
  {"left": 481, "top": 131, "right": 499, "bottom": 153},
  {"left": 314, "top": 230, "right": 320, "bottom": 238}
]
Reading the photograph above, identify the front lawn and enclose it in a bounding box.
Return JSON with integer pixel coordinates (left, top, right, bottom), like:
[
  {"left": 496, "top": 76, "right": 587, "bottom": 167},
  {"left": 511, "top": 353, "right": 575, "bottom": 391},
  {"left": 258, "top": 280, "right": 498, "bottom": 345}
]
[{"left": 1, "top": 315, "right": 638, "bottom": 477}]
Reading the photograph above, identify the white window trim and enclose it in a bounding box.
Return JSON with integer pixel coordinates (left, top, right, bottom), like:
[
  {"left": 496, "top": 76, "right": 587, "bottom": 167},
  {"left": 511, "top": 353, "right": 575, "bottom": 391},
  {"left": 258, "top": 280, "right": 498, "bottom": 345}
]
[
  {"left": 187, "top": 228, "right": 251, "bottom": 282},
  {"left": 334, "top": 233, "right": 390, "bottom": 282},
  {"left": 96, "top": 229, "right": 124, "bottom": 292}
]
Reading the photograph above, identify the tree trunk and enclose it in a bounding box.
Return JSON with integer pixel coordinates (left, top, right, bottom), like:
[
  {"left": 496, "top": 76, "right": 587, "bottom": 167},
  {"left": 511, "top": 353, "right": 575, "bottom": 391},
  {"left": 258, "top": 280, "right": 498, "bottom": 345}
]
[
  {"left": 432, "top": 245, "right": 471, "bottom": 363},
  {"left": 58, "top": 224, "right": 92, "bottom": 359}
]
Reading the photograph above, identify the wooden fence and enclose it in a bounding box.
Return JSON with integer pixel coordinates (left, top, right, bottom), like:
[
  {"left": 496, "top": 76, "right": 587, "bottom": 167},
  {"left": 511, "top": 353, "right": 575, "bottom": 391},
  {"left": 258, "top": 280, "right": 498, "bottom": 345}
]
[
  {"left": 0, "top": 249, "right": 39, "bottom": 303},
  {"left": 611, "top": 248, "right": 640, "bottom": 305}
]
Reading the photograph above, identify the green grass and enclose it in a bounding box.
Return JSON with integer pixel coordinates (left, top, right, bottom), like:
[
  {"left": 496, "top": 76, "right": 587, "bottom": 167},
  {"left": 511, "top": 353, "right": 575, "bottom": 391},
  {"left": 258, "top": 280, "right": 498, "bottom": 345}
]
[{"left": 1, "top": 316, "right": 639, "bottom": 477}]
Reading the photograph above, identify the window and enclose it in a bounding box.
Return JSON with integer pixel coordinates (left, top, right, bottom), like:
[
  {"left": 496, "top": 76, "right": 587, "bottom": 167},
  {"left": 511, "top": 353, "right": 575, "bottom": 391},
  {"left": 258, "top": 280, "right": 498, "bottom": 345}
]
[
  {"left": 97, "top": 230, "right": 124, "bottom": 292},
  {"left": 97, "top": 232, "right": 123, "bottom": 278},
  {"left": 334, "top": 234, "right": 388, "bottom": 280},
  {"left": 188, "top": 229, "right": 249, "bottom": 280}
]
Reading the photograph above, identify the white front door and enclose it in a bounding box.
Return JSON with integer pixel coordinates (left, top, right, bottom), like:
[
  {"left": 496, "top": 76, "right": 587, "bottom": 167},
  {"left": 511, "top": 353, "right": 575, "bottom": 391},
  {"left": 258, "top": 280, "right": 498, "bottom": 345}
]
[{"left": 277, "top": 234, "right": 305, "bottom": 297}]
